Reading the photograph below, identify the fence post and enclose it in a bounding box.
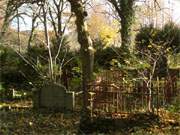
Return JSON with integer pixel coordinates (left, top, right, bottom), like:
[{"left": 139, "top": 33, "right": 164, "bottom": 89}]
[{"left": 157, "top": 77, "right": 159, "bottom": 114}]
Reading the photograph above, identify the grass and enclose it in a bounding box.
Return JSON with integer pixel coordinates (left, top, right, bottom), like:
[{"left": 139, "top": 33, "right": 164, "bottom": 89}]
[{"left": 0, "top": 100, "right": 179, "bottom": 134}]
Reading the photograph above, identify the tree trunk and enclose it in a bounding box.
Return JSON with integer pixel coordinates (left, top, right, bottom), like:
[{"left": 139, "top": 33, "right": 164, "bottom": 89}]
[
  {"left": 28, "top": 13, "right": 37, "bottom": 51},
  {"left": 120, "top": 0, "right": 134, "bottom": 55},
  {"left": 68, "top": 0, "right": 94, "bottom": 121},
  {"left": 42, "top": 4, "right": 54, "bottom": 81},
  {"left": 0, "top": 0, "right": 14, "bottom": 41},
  {"left": 109, "top": 0, "right": 135, "bottom": 57},
  {"left": 148, "top": 82, "right": 152, "bottom": 112},
  {"left": 17, "top": 9, "right": 21, "bottom": 53}
]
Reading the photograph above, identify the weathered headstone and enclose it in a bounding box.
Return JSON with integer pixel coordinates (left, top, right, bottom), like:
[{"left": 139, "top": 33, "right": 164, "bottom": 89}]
[{"left": 33, "top": 83, "right": 75, "bottom": 111}]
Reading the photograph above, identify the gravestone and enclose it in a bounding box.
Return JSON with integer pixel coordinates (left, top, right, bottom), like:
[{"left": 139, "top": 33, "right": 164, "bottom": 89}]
[{"left": 33, "top": 83, "right": 75, "bottom": 111}]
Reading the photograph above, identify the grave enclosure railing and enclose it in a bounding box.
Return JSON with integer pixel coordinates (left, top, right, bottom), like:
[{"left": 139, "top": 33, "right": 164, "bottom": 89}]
[
  {"left": 74, "top": 69, "right": 179, "bottom": 117},
  {"left": 85, "top": 79, "right": 179, "bottom": 117}
]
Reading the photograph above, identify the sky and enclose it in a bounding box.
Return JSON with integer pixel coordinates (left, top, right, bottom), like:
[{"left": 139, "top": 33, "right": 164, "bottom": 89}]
[
  {"left": 172, "top": 0, "right": 180, "bottom": 23},
  {"left": 11, "top": 0, "right": 180, "bottom": 31}
]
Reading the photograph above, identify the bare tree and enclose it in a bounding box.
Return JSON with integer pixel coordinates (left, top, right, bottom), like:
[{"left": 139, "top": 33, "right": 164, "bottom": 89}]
[
  {"left": 136, "top": 41, "right": 169, "bottom": 112},
  {"left": 0, "top": 0, "right": 41, "bottom": 41},
  {"left": 40, "top": 1, "right": 54, "bottom": 81},
  {"left": 48, "top": 0, "right": 73, "bottom": 83},
  {"left": 27, "top": 5, "right": 39, "bottom": 50}
]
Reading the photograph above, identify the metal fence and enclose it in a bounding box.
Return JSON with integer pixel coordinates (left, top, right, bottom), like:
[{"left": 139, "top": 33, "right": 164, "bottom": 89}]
[{"left": 82, "top": 70, "right": 180, "bottom": 117}]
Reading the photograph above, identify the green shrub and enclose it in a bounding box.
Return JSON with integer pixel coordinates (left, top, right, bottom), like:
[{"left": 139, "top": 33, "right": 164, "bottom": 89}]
[
  {"left": 0, "top": 46, "right": 40, "bottom": 90},
  {"left": 135, "top": 22, "right": 180, "bottom": 77}
]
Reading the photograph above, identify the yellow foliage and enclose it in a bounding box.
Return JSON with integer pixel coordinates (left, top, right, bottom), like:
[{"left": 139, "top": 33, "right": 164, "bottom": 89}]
[
  {"left": 88, "top": 12, "right": 119, "bottom": 47},
  {"left": 99, "top": 25, "right": 118, "bottom": 47}
]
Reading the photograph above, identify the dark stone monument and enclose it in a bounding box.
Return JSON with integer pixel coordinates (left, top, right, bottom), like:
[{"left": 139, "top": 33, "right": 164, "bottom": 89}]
[{"left": 33, "top": 83, "right": 75, "bottom": 111}]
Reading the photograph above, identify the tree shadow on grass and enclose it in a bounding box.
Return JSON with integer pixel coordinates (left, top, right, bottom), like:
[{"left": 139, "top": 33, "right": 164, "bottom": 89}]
[{"left": 80, "top": 112, "right": 161, "bottom": 134}]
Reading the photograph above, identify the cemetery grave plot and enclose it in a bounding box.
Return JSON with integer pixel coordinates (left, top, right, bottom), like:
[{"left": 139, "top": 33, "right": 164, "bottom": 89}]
[{"left": 33, "top": 83, "right": 75, "bottom": 111}]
